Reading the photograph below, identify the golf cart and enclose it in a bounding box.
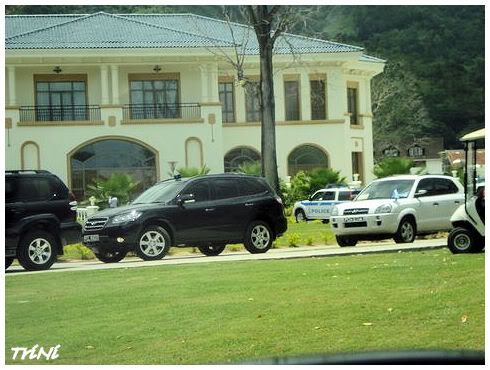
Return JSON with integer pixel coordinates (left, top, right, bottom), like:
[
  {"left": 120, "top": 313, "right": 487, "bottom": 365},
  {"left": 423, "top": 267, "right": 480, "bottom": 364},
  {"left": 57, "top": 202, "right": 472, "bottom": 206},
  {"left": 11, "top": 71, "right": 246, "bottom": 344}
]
[{"left": 447, "top": 128, "right": 485, "bottom": 253}]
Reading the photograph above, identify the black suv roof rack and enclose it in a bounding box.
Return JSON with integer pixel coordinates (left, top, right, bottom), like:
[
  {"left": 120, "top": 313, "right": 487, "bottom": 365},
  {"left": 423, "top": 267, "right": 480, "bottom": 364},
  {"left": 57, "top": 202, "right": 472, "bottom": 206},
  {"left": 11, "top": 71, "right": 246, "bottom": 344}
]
[{"left": 6, "top": 170, "right": 52, "bottom": 175}]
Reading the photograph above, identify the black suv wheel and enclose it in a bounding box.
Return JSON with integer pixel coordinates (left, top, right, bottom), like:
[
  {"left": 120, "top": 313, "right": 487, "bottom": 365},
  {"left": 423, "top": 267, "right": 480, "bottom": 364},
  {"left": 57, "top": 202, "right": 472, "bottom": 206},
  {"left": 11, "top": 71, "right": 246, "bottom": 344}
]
[
  {"left": 244, "top": 221, "right": 273, "bottom": 254},
  {"left": 17, "top": 230, "right": 58, "bottom": 271},
  {"left": 135, "top": 225, "right": 171, "bottom": 261}
]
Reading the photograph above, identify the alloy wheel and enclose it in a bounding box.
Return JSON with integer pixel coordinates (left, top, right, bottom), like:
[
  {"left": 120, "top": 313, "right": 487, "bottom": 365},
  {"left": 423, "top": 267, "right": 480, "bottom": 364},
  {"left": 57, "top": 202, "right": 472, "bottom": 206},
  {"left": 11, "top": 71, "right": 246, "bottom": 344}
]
[
  {"left": 139, "top": 231, "right": 166, "bottom": 257},
  {"left": 28, "top": 238, "right": 52, "bottom": 265}
]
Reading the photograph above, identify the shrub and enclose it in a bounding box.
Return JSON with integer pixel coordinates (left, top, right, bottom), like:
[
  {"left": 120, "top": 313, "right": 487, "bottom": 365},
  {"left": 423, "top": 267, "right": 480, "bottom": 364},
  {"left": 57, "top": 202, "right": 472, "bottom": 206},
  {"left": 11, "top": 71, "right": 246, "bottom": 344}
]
[
  {"left": 176, "top": 165, "right": 210, "bottom": 178},
  {"left": 85, "top": 172, "right": 140, "bottom": 208},
  {"left": 373, "top": 157, "right": 415, "bottom": 178},
  {"left": 305, "top": 236, "right": 314, "bottom": 246},
  {"left": 237, "top": 161, "right": 261, "bottom": 176},
  {"left": 64, "top": 244, "right": 95, "bottom": 260},
  {"left": 309, "top": 168, "right": 347, "bottom": 193},
  {"left": 288, "top": 233, "right": 301, "bottom": 248}
]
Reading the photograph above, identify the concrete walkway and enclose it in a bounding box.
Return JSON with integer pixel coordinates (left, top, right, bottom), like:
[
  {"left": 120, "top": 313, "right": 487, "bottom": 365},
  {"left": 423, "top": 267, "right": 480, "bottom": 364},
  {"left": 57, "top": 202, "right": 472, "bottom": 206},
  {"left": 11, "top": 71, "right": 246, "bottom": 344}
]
[{"left": 6, "top": 238, "right": 447, "bottom": 275}]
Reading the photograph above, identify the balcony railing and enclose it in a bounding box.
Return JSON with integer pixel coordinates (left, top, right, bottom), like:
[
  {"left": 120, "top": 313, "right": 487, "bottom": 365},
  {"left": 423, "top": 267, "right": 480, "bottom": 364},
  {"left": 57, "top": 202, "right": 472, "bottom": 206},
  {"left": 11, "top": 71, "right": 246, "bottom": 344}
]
[
  {"left": 123, "top": 103, "right": 201, "bottom": 121},
  {"left": 20, "top": 105, "right": 101, "bottom": 122}
]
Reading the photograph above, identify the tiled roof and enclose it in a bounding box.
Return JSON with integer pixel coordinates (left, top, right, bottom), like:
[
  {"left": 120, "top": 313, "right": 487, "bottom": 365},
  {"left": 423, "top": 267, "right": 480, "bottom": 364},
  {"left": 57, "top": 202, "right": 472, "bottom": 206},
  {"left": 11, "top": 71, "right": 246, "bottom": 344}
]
[
  {"left": 6, "top": 12, "right": 233, "bottom": 49},
  {"left": 6, "top": 11, "right": 383, "bottom": 61}
]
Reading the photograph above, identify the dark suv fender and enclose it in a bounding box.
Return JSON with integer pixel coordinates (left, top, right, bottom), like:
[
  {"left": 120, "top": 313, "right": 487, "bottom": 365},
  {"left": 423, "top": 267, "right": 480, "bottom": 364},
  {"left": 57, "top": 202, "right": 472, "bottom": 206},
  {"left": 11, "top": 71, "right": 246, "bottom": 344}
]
[{"left": 8, "top": 214, "right": 65, "bottom": 255}]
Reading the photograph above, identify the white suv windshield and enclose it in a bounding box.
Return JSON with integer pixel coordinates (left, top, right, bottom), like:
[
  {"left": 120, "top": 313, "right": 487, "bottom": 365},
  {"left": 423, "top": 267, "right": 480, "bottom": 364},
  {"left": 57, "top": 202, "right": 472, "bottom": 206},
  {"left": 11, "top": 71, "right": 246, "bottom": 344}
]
[{"left": 356, "top": 179, "right": 415, "bottom": 200}]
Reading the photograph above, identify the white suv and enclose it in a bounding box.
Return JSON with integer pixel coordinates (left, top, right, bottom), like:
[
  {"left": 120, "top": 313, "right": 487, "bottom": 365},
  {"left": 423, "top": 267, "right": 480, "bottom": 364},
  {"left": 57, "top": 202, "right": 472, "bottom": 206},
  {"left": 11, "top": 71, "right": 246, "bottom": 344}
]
[
  {"left": 293, "top": 187, "right": 360, "bottom": 223},
  {"left": 330, "top": 175, "right": 464, "bottom": 247}
]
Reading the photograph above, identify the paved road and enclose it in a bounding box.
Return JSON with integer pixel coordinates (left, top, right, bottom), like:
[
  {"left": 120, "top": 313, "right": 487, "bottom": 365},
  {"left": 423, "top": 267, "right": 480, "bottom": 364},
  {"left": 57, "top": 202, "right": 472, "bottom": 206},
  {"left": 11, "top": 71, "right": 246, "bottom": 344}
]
[{"left": 6, "top": 238, "right": 447, "bottom": 275}]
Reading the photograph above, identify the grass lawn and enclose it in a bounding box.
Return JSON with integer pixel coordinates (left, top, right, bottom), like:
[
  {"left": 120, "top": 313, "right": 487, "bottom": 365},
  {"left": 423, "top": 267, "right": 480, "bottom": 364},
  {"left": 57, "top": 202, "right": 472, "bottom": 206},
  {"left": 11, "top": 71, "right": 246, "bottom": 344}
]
[{"left": 6, "top": 249, "right": 484, "bottom": 364}]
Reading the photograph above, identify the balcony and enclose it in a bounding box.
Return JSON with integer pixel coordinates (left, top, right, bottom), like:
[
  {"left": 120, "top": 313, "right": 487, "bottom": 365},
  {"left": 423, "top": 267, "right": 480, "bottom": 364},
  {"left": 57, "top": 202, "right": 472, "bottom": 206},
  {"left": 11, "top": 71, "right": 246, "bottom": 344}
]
[
  {"left": 19, "top": 105, "right": 101, "bottom": 123},
  {"left": 122, "top": 103, "right": 201, "bottom": 121}
]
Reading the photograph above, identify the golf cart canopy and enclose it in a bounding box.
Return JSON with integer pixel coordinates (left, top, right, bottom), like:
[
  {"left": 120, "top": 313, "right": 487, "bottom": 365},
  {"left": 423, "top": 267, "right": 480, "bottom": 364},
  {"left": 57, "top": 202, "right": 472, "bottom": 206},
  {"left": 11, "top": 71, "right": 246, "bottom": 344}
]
[{"left": 460, "top": 128, "right": 485, "bottom": 142}]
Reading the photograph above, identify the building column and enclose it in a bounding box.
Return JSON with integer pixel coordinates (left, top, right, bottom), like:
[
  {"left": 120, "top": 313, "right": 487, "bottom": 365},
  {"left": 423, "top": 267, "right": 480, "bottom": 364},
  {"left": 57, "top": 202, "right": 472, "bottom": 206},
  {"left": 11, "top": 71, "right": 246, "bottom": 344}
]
[
  {"left": 7, "top": 66, "right": 17, "bottom": 106},
  {"left": 199, "top": 64, "right": 209, "bottom": 102},
  {"left": 100, "top": 65, "right": 109, "bottom": 105},
  {"left": 300, "top": 71, "right": 311, "bottom": 121},
  {"left": 110, "top": 65, "right": 119, "bottom": 105}
]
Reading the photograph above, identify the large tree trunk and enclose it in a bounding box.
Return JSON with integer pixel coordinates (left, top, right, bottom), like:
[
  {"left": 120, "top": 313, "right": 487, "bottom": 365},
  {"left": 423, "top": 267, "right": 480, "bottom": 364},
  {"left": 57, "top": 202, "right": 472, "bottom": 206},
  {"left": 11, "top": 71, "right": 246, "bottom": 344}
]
[{"left": 259, "top": 41, "right": 280, "bottom": 192}]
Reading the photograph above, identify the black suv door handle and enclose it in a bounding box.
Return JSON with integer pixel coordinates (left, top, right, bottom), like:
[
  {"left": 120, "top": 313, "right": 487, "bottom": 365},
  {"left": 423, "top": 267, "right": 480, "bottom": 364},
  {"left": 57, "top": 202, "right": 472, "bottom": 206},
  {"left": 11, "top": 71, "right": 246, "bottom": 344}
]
[
  {"left": 455, "top": 200, "right": 461, "bottom": 204},
  {"left": 245, "top": 203, "right": 254, "bottom": 207},
  {"left": 205, "top": 208, "right": 216, "bottom": 212},
  {"left": 433, "top": 202, "right": 439, "bottom": 206}
]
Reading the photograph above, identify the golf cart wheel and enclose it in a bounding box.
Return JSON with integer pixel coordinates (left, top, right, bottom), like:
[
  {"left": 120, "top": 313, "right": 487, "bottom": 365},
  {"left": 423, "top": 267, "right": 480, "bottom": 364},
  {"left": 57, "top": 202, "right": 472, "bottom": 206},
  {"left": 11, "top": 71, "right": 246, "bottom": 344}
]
[
  {"left": 447, "top": 227, "right": 482, "bottom": 254},
  {"left": 295, "top": 209, "right": 307, "bottom": 223},
  {"left": 136, "top": 225, "right": 171, "bottom": 261},
  {"left": 336, "top": 235, "right": 358, "bottom": 247},
  {"left": 17, "top": 230, "right": 58, "bottom": 271},
  {"left": 198, "top": 245, "right": 226, "bottom": 256},
  {"left": 393, "top": 217, "right": 416, "bottom": 243},
  {"left": 244, "top": 221, "right": 273, "bottom": 254},
  {"left": 95, "top": 250, "right": 127, "bottom": 263}
]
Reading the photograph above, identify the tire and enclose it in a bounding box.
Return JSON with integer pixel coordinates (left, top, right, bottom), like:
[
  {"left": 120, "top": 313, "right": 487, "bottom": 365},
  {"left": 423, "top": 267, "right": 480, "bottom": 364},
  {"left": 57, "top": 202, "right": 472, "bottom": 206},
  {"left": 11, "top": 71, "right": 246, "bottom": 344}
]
[
  {"left": 135, "top": 225, "right": 171, "bottom": 261},
  {"left": 336, "top": 235, "right": 358, "bottom": 247},
  {"left": 95, "top": 250, "right": 127, "bottom": 263},
  {"left": 17, "top": 230, "right": 58, "bottom": 271},
  {"left": 5, "top": 257, "right": 14, "bottom": 269},
  {"left": 198, "top": 245, "right": 226, "bottom": 256},
  {"left": 295, "top": 210, "right": 307, "bottom": 223},
  {"left": 244, "top": 221, "right": 273, "bottom": 254},
  {"left": 447, "top": 227, "right": 482, "bottom": 254},
  {"left": 322, "top": 219, "right": 330, "bottom": 224},
  {"left": 393, "top": 217, "right": 416, "bottom": 244}
]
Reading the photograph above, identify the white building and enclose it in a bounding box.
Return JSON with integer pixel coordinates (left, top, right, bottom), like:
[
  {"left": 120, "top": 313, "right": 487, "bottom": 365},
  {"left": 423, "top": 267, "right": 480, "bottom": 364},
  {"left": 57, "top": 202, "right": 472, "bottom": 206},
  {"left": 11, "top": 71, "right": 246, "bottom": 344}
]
[{"left": 5, "top": 12, "right": 385, "bottom": 200}]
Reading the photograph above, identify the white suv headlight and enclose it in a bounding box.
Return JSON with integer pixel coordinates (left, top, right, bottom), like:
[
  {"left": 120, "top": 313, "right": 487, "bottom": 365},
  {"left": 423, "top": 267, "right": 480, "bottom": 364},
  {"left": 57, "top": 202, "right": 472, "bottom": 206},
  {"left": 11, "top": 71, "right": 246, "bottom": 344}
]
[
  {"left": 375, "top": 204, "right": 393, "bottom": 214},
  {"left": 112, "top": 210, "right": 143, "bottom": 224},
  {"left": 331, "top": 206, "right": 339, "bottom": 216}
]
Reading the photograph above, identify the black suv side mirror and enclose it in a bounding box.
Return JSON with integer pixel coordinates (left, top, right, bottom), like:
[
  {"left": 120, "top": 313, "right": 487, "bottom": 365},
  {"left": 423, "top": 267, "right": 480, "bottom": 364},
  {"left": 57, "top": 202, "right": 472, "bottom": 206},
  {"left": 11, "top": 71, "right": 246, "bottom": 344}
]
[{"left": 177, "top": 194, "right": 195, "bottom": 207}]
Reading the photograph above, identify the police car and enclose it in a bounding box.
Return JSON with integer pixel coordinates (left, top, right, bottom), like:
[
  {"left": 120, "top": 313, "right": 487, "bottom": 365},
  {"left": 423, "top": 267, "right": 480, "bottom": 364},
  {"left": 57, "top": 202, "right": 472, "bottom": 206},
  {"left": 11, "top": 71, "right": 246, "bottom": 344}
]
[{"left": 293, "top": 187, "right": 360, "bottom": 223}]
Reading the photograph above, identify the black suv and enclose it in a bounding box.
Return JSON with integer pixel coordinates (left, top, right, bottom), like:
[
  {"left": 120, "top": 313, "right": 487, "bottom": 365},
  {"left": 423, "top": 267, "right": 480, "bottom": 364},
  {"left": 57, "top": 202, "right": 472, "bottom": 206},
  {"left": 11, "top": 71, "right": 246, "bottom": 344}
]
[
  {"left": 82, "top": 174, "right": 287, "bottom": 263},
  {"left": 6, "top": 170, "right": 81, "bottom": 271}
]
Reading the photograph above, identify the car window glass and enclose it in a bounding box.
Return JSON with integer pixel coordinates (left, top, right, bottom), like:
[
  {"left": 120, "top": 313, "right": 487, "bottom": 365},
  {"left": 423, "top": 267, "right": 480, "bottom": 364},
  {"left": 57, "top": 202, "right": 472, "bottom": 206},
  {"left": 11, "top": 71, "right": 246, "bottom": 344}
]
[
  {"left": 5, "top": 178, "right": 17, "bottom": 202},
  {"left": 183, "top": 181, "right": 210, "bottom": 202},
  {"left": 416, "top": 178, "right": 435, "bottom": 196},
  {"left": 238, "top": 178, "right": 269, "bottom": 196},
  {"left": 434, "top": 178, "right": 459, "bottom": 195},
  {"left": 311, "top": 191, "right": 326, "bottom": 201},
  {"left": 213, "top": 179, "right": 239, "bottom": 200},
  {"left": 322, "top": 191, "right": 336, "bottom": 201},
  {"left": 17, "top": 177, "right": 53, "bottom": 201},
  {"left": 338, "top": 191, "right": 352, "bottom": 201}
]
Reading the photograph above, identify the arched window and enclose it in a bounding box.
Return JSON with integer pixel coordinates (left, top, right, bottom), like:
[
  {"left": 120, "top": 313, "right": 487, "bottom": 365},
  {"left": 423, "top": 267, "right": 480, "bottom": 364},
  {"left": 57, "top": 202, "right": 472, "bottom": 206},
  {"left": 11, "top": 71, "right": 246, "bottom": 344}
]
[
  {"left": 224, "top": 147, "right": 261, "bottom": 172},
  {"left": 70, "top": 139, "right": 157, "bottom": 200},
  {"left": 288, "top": 144, "right": 329, "bottom": 176}
]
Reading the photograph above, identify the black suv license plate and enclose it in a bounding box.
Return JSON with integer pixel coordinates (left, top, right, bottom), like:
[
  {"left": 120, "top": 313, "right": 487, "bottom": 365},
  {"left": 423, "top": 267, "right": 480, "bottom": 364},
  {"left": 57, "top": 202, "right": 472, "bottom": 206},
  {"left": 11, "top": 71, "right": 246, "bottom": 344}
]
[{"left": 84, "top": 234, "right": 100, "bottom": 242}]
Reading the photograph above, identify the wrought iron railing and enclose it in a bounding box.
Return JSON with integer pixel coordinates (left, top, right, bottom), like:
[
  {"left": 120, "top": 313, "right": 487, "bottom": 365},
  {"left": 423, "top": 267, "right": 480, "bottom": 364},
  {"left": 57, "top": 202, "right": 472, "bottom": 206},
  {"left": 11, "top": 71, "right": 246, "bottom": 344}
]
[
  {"left": 123, "top": 103, "right": 201, "bottom": 120},
  {"left": 20, "top": 105, "right": 101, "bottom": 122}
]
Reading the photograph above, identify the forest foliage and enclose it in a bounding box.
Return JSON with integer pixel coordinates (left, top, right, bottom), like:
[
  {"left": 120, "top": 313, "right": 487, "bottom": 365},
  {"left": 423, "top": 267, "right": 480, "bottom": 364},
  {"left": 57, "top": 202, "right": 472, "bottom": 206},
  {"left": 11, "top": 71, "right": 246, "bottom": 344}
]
[{"left": 6, "top": 5, "right": 484, "bottom": 148}]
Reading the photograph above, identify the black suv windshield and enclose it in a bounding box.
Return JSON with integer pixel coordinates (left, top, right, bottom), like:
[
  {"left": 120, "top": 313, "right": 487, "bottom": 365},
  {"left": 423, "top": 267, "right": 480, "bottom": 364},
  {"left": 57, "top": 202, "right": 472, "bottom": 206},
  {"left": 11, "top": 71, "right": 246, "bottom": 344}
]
[
  {"left": 132, "top": 180, "right": 186, "bottom": 204},
  {"left": 356, "top": 179, "right": 415, "bottom": 200}
]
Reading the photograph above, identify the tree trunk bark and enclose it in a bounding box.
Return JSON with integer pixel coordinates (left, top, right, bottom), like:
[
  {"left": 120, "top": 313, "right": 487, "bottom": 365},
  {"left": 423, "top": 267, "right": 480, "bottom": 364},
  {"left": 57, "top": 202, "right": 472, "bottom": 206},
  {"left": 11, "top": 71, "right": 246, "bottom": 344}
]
[{"left": 259, "top": 43, "right": 280, "bottom": 192}]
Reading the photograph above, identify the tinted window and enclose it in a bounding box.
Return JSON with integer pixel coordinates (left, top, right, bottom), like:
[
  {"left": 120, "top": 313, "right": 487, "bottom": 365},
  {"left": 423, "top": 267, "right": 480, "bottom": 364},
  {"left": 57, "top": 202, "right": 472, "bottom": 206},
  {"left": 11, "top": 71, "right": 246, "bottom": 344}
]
[
  {"left": 6, "top": 178, "right": 17, "bottom": 202},
  {"left": 213, "top": 179, "right": 239, "bottom": 200},
  {"left": 238, "top": 178, "right": 269, "bottom": 196},
  {"left": 434, "top": 178, "right": 459, "bottom": 195},
  {"left": 338, "top": 191, "right": 352, "bottom": 201},
  {"left": 319, "top": 191, "right": 335, "bottom": 201},
  {"left": 183, "top": 181, "right": 211, "bottom": 202},
  {"left": 416, "top": 178, "right": 435, "bottom": 196},
  {"left": 17, "top": 177, "right": 54, "bottom": 201}
]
